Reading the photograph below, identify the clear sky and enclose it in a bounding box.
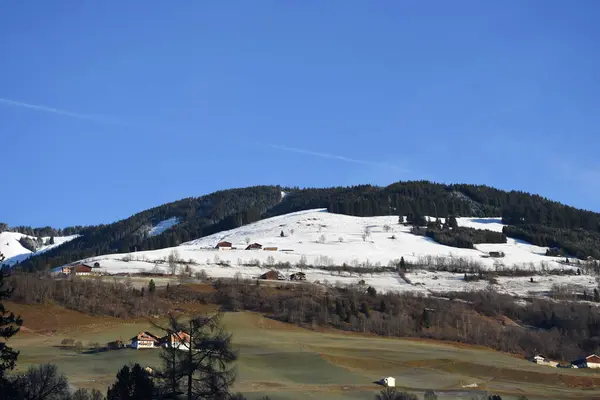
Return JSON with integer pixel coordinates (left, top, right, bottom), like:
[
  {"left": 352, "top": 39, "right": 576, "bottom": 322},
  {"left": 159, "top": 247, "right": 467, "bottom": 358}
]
[{"left": 1, "top": 1, "right": 599, "bottom": 227}]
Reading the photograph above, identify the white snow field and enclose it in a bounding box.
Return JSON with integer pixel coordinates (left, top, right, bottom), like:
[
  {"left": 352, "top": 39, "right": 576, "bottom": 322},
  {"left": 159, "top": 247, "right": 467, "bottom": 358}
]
[
  {"left": 0, "top": 231, "right": 79, "bottom": 266},
  {"left": 147, "top": 217, "right": 179, "bottom": 237},
  {"left": 75, "top": 209, "right": 591, "bottom": 297}
]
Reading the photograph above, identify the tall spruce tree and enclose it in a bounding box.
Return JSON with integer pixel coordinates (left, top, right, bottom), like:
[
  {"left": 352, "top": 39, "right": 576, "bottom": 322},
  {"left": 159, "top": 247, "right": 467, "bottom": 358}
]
[{"left": 0, "top": 253, "right": 23, "bottom": 391}]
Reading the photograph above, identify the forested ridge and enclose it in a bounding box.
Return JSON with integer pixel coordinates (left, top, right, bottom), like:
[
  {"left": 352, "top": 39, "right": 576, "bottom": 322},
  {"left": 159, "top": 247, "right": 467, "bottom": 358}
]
[{"left": 4, "top": 181, "right": 600, "bottom": 271}]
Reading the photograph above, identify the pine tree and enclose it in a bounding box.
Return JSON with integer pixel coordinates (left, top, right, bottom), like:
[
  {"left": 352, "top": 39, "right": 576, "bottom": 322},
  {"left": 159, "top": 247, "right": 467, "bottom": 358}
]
[
  {"left": 594, "top": 288, "right": 599, "bottom": 302},
  {"left": 49, "top": 236, "right": 55, "bottom": 245},
  {"left": 400, "top": 256, "right": 406, "bottom": 271},
  {"left": 0, "top": 262, "right": 23, "bottom": 387},
  {"left": 107, "top": 364, "right": 155, "bottom": 400},
  {"left": 280, "top": 230, "right": 285, "bottom": 237},
  {"left": 448, "top": 215, "right": 458, "bottom": 229},
  {"left": 148, "top": 279, "right": 156, "bottom": 294}
]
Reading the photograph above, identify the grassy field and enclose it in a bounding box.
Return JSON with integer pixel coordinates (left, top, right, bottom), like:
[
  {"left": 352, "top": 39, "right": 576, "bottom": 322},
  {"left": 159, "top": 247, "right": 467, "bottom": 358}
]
[{"left": 8, "top": 301, "right": 600, "bottom": 400}]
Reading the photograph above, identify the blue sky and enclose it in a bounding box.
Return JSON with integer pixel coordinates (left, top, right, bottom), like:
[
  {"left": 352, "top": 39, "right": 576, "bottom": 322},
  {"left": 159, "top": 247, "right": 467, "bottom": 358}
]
[{"left": 1, "top": 1, "right": 599, "bottom": 227}]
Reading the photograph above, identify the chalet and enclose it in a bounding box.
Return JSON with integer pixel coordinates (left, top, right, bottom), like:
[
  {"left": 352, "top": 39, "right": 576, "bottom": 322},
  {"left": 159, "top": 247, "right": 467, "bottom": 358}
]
[
  {"left": 60, "top": 264, "right": 94, "bottom": 276},
  {"left": 530, "top": 354, "right": 558, "bottom": 367},
  {"left": 245, "top": 243, "right": 262, "bottom": 250},
  {"left": 259, "top": 270, "right": 284, "bottom": 280},
  {"left": 163, "top": 331, "right": 191, "bottom": 350},
  {"left": 572, "top": 354, "right": 600, "bottom": 369},
  {"left": 290, "top": 272, "right": 306, "bottom": 281},
  {"left": 263, "top": 247, "right": 278, "bottom": 251},
  {"left": 130, "top": 332, "right": 160, "bottom": 349},
  {"left": 215, "top": 241, "right": 232, "bottom": 250}
]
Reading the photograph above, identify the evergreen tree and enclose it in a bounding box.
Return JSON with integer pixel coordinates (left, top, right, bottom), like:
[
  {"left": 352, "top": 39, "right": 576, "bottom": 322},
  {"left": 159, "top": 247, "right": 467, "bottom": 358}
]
[
  {"left": 49, "top": 236, "right": 55, "bottom": 245},
  {"left": 0, "top": 264, "right": 23, "bottom": 387},
  {"left": 280, "top": 230, "right": 285, "bottom": 237},
  {"left": 148, "top": 279, "right": 156, "bottom": 294},
  {"left": 594, "top": 288, "right": 600, "bottom": 302},
  {"left": 448, "top": 215, "right": 458, "bottom": 229},
  {"left": 107, "top": 364, "right": 155, "bottom": 400},
  {"left": 399, "top": 257, "right": 406, "bottom": 271},
  {"left": 398, "top": 215, "right": 405, "bottom": 224}
]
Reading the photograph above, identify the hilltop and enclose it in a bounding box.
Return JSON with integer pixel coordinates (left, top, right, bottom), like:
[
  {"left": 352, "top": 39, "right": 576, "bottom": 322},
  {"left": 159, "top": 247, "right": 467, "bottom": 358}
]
[{"left": 6, "top": 181, "right": 600, "bottom": 271}]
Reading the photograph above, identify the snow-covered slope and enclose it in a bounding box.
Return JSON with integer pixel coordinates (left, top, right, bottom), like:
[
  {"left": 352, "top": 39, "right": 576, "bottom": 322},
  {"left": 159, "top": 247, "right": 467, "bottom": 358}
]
[
  {"left": 75, "top": 210, "right": 591, "bottom": 296},
  {"left": 0, "top": 232, "right": 79, "bottom": 266}
]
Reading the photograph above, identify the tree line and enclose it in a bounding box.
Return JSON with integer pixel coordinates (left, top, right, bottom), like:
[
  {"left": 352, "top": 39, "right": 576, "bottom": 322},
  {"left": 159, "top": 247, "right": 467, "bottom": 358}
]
[{"left": 8, "top": 271, "right": 600, "bottom": 362}]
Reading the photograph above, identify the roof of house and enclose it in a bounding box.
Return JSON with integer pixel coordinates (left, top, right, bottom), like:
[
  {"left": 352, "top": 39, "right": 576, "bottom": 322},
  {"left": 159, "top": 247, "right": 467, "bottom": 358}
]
[
  {"left": 131, "top": 331, "right": 160, "bottom": 341},
  {"left": 216, "top": 241, "right": 232, "bottom": 247},
  {"left": 73, "top": 265, "right": 92, "bottom": 273}
]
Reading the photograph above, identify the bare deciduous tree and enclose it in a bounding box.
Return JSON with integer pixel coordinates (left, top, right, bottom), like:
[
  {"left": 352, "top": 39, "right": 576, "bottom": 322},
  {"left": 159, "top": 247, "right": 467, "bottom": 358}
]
[
  {"left": 13, "top": 364, "right": 69, "bottom": 400},
  {"left": 318, "top": 234, "right": 326, "bottom": 244},
  {"left": 168, "top": 250, "right": 180, "bottom": 275}
]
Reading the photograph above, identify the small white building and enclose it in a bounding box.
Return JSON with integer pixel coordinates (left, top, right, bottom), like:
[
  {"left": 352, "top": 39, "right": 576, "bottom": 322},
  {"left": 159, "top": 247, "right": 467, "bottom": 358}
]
[
  {"left": 530, "top": 354, "right": 558, "bottom": 367},
  {"left": 382, "top": 377, "right": 395, "bottom": 387}
]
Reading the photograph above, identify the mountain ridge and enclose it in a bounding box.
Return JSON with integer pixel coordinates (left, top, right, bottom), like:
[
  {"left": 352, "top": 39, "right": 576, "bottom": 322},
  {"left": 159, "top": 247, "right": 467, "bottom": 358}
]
[{"left": 5, "top": 180, "right": 600, "bottom": 270}]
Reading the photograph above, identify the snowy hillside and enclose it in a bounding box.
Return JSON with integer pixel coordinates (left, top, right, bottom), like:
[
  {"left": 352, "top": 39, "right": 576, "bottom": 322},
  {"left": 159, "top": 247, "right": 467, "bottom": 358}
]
[
  {"left": 77, "top": 210, "right": 596, "bottom": 297},
  {"left": 0, "top": 232, "right": 79, "bottom": 266}
]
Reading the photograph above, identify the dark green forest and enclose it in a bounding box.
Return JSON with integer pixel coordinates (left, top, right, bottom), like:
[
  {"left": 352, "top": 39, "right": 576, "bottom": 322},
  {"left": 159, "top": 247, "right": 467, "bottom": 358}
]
[{"left": 3, "top": 181, "right": 600, "bottom": 271}]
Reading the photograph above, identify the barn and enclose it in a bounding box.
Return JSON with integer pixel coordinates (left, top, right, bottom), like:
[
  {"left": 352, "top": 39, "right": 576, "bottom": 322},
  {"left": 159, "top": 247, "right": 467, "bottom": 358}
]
[
  {"left": 245, "top": 243, "right": 262, "bottom": 250},
  {"left": 215, "top": 241, "right": 232, "bottom": 250},
  {"left": 259, "top": 270, "right": 282, "bottom": 280}
]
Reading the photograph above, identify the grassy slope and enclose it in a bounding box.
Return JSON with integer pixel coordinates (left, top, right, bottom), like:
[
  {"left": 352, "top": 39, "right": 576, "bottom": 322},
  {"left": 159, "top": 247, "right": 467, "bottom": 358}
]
[{"left": 8, "top": 302, "right": 600, "bottom": 400}]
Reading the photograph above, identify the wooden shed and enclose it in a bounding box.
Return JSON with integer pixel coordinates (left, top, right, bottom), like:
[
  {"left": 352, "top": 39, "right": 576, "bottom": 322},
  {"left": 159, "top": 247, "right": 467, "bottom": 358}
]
[
  {"left": 259, "top": 270, "right": 280, "bottom": 280},
  {"left": 263, "top": 247, "right": 278, "bottom": 251}
]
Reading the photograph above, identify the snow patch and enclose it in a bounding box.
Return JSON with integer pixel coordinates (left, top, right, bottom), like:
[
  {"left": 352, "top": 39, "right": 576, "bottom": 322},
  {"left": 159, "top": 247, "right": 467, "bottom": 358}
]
[{"left": 148, "top": 217, "right": 179, "bottom": 237}]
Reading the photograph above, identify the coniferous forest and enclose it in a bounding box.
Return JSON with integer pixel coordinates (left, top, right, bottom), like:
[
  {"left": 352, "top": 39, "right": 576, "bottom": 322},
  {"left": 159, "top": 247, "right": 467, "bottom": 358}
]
[{"left": 2, "top": 181, "right": 600, "bottom": 271}]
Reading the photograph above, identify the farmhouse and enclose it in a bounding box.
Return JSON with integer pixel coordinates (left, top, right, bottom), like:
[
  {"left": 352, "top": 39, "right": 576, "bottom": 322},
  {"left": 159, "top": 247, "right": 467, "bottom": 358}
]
[
  {"left": 530, "top": 354, "right": 558, "bottom": 367},
  {"left": 572, "top": 354, "right": 600, "bottom": 368},
  {"left": 245, "top": 243, "right": 262, "bottom": 250},
  {"left": 290, "top": 272, "right": 306, "bottom": 281},
  {"left": 215, "top": 241, "right": 232, "bottom": 250},
  {"left": 163, "top": 331, "right": 191, "bottom": 350},
  {"left": 130, "top": 332, "right": 160, "bottom": 349}
]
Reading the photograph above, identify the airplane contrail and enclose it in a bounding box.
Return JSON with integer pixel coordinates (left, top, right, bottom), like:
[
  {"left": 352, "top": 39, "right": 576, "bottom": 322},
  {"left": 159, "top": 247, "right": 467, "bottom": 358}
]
[
  {"left": 0, "top": 97, "right": 130, "bottom": 127},
  {"left": 267, "top": 144, "right": 408, "bottom": 172}
]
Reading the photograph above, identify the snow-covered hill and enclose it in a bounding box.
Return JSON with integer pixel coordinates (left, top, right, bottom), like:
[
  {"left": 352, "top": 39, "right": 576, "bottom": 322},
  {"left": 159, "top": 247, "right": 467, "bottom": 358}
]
[
  {"left": 0, "top": 232, "right": 79, "bottom": 266},
  {"left": 77, "top": 210, "right": 596, "bottom": 297}
]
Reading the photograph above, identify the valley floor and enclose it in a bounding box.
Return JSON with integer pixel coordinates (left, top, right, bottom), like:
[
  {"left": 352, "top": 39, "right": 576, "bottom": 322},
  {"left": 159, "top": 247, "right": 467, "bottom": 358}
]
[{"left": 8, "top": 302, "right": 600, "bottom": 400}]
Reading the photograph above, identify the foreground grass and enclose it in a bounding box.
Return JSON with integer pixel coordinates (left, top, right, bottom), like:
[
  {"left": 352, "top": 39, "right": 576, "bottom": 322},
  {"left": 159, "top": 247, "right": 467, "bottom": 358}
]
[{"left": 8, "top": 302, "right": 600, "bottom": 400}]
